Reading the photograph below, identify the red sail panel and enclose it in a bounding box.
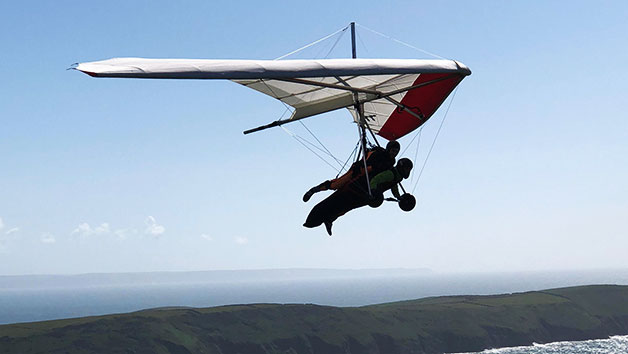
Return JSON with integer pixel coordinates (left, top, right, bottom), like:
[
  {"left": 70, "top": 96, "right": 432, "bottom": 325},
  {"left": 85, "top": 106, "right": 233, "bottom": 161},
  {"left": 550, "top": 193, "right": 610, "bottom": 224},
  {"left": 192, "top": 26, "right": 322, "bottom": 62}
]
[{"left": 377, "top": 73, "right": 464, "bottom": 140}]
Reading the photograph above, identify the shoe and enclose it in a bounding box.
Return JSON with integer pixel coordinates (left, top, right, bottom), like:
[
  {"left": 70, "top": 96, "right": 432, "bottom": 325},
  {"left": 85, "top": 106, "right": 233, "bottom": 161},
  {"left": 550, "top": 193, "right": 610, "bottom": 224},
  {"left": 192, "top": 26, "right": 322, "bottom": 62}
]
[
  {"left": 324, "top": 221, "right": 333, "bottom": 236},
  {"left": 303, "top": 188, "right": 315, "bottom": 202}
]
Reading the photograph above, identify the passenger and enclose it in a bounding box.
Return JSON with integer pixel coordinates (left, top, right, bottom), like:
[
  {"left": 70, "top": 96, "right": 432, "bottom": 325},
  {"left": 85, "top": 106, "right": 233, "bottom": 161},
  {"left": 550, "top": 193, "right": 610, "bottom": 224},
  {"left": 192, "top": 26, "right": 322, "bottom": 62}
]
[
  {"left": 303, "top": 158, "right": 413, "bottom": 236},
  {"left": 302, "top": 140, "right": 400, "bottom": 202}
]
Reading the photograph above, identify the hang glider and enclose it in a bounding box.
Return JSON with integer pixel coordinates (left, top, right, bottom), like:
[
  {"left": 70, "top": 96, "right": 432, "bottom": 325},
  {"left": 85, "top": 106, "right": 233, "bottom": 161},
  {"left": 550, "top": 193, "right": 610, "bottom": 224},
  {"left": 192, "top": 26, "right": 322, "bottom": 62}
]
[{"left": 74, "top": 58, "right": 471, "bottom": 140}]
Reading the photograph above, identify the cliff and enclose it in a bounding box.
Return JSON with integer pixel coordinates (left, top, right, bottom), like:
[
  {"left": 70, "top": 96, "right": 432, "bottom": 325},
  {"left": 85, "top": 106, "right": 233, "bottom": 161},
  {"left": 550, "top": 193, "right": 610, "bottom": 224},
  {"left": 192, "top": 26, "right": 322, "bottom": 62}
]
[{"left": 1, "top": 285, "right": 627, "bottom": 353}]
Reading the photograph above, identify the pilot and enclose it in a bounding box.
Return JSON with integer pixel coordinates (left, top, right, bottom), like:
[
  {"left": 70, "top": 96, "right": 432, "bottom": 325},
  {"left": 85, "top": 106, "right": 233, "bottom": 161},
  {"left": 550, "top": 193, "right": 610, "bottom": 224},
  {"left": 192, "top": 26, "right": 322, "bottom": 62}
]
[
  {"left": 302, "top": 140, "right": 400, "bottom": 202},
  {"left": 303, "top": 158, "right": 413, "bottom": 236}
]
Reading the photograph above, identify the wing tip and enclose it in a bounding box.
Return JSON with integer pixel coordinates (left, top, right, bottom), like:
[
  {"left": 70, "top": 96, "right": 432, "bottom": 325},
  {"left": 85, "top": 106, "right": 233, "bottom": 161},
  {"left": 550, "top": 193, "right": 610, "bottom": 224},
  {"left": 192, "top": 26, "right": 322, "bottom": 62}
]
[
  {"left": 452, "top": 60, "right": 472, "bottom": 76},
  {"left": 70, "top": 63, "right": 100, "bottom": 77}
]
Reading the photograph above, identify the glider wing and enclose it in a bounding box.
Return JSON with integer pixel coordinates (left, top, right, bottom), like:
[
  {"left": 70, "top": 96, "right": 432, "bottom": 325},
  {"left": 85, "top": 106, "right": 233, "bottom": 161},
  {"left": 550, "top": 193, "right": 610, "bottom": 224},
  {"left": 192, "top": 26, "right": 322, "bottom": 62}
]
[{"left": 75, "top": 58, "right": 470, "bottom": 139}]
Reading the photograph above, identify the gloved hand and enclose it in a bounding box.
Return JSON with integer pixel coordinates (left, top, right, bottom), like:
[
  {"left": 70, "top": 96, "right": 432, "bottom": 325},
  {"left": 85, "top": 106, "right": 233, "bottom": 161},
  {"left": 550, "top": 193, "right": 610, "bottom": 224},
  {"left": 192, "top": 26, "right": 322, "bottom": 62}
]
[{"left": 368, "top": 189, "right": 384, "bottom": 208}]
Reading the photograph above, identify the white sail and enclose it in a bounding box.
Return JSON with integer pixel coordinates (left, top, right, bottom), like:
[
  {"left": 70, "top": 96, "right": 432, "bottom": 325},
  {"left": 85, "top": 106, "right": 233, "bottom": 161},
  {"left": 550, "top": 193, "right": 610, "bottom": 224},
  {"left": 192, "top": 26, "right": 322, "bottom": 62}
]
[{"left": 75, "top": 58, "right": 471, "bottom": 139}]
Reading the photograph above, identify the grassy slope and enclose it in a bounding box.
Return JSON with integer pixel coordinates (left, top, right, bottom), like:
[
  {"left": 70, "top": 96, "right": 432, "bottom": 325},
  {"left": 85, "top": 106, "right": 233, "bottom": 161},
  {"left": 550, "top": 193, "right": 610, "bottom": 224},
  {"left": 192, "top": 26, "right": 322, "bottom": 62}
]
[{"left": 1, "top": 285, "right": 627, "bottom": 353}]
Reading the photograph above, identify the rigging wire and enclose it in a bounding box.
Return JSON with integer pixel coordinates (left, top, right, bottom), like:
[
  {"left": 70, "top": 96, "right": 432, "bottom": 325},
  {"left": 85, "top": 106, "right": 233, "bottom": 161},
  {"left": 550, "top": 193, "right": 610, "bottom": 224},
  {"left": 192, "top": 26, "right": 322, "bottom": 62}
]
[
  {"left": 336, "top": 140, "right": 361, "bottom": 178},
  {"left": 313, "top": 28, "right": 343, "bottom": 59},
  {"left": 401, "top": 125, "right": 424, "bottom": 156},
  {"left": 281, "top": 126, "right": 342, "bottom": 172},
  {"left": 412, "top": 128, "right": 422, "bottom": 185},
  {"left": 399, "top": 125, "right": 424, "bottom": 185},
  {"left": 302, "top": 25, "right": 350, "bottom": 159},
  {"left": 366, "top": 125, "right": 381, "bottom": 148},
  {"left": 294, "top": 27, "right": 347, "bottom": 167},
  {"left": 274, "top": 26, "right": 348, "bottom": 167},
  {"left": 410, "top": 128, "right": 423, "bottom": 186},
  {"left": 283, "top": 125, "right": 344, "bottom": 167},
  {"left": 412, "top": 87, "right": 459, "bottom": 194},
  {"left": 261, "top": 79, "right": 342, "bottom": 169},
  {"left": 323, "top": 27, "right": 348, "bottom": 58},
  {"left": 276, "top": 106, "right": 291, "bottom": 120},
  {"left": 270, "top": 21, "right": 458, "bottom": 184},
  {"left": 313, "top": 39, "right": 332, "bottom": 59},
  {"left": 259, "top": 79, "right": 294, "bottom": 114},
  {"left": 355, "top": 29, "right": 370, "bottom": 57},
  {"left": 408, "top": 128, "right": 423, "bottom": 186},
  {"left": 274, "top": 25, "right": 349, "bottom": 60},
  {"left": 298, "top": 121, "right": 343, "bottom": 166},
  {"left": 355, "top": 23, "right": 447, "bottom": 60}
]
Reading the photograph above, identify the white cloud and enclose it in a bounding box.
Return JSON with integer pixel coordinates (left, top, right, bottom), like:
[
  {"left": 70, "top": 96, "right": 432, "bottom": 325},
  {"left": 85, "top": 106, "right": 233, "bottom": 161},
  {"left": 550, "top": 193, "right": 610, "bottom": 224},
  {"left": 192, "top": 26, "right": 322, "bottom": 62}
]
[
  {"left": 145, "top": 216, "right": 165, "bottom": 236},
  {"left": 95, "top": 223, "right": 110, "bottom": 233},
  {"left": 114, "top": 228, "right": 137, "bottom": 240},
  {"left": 72, "top": 223, "right": 90, "bottom": 235},
  {"left": 41, "top": 233, "right": 56, "bottom": 244},
  {"left": 235, "top": 236, "right": 248, "bottom": 245},
  {"left": 72, "top": 222, "right": 110, "bottom": 237},
  {"left": 0, "top": 217, "right": 4, "bottom": 230},
  {"left": 0, "top": 224, "right": 19, "bottom": 250},
  {"left": 200, "top": 234, "right": 213, "bottom": 241}
]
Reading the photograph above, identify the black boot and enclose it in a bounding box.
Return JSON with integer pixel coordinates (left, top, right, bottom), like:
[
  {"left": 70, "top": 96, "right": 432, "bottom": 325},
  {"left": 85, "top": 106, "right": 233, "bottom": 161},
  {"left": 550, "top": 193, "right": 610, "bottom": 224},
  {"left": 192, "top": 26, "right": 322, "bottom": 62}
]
[
  {"left": 324, "top": 221, "right": 333, "bottom": 236},
  {"left": 303, "top": 187, "right": 317, "bottom": 202},
  {"left": 302, "top": 181, "right": 331, "bottom": 202}
]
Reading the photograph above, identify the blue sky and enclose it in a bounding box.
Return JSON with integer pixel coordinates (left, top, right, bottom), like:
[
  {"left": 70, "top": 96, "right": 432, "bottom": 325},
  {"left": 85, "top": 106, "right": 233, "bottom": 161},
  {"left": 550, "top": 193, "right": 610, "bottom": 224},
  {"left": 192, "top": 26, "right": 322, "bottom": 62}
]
[{"left": 1, "top": 1, "right": 627, "bottom": 275}]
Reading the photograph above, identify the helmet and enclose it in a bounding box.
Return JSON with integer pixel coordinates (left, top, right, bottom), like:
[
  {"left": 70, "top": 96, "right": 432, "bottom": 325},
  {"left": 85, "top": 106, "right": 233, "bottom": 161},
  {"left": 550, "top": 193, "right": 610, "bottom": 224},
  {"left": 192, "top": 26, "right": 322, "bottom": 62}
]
[
  {"left": 386, "top": 140, "right": 400, "bottom": 152},
  {"left": 398, "top": 193, "right": 416, "bottom": 212},
  {"left": 396, "top": 158, "right": 413, "bottom": 179},
  {"left": 386, "top": 140, "right": 400, "bottom": 159}
]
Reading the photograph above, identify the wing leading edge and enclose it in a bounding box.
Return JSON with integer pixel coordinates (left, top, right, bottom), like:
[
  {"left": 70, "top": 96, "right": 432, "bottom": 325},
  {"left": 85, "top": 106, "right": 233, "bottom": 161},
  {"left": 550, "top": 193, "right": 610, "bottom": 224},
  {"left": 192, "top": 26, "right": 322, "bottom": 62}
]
[{"left": 74, "top": 58, "right": 471, "bottom": 139}]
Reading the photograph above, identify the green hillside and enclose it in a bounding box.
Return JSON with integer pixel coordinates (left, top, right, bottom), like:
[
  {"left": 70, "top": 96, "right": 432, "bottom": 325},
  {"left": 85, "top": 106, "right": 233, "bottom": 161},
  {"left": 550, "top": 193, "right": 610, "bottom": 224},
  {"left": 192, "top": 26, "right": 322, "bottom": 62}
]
[{"left": 1, "top": 285, "right": 627, "bottom": 353}]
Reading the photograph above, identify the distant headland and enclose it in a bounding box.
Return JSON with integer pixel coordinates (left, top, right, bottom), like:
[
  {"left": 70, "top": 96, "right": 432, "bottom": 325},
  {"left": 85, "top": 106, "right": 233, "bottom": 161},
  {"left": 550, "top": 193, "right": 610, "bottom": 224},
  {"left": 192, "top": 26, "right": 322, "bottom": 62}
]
[{"left": 1, "top": 284, "right": 627, "bottom": 353}]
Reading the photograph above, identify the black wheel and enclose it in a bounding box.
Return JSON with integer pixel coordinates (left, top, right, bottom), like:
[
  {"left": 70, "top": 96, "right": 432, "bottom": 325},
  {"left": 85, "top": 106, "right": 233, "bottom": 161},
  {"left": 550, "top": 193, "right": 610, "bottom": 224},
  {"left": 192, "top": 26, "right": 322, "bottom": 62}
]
[{"left": 398, "top": 193, "right": 416, "bottom": 212}]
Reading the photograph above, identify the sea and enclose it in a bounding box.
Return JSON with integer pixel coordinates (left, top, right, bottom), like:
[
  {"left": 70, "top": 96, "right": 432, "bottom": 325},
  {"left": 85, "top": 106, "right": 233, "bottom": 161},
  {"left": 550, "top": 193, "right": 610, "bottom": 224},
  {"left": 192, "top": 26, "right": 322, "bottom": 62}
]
[
  {"left": 454, "top": 335, "right": 628, "bottom": 354},
  {"left": 1, "top": 268, "right": 628, "bottom": 353}
]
